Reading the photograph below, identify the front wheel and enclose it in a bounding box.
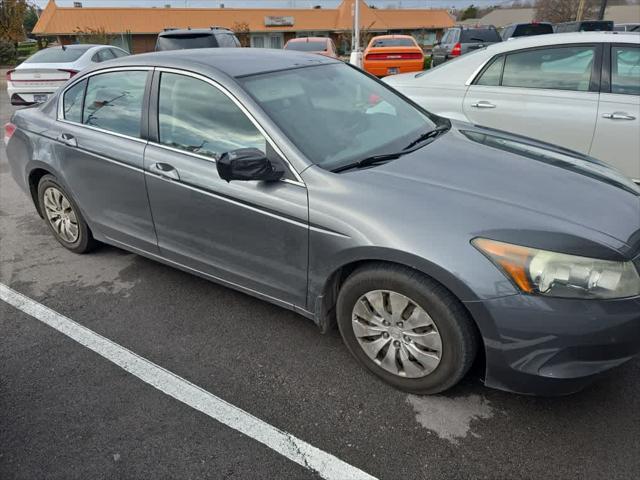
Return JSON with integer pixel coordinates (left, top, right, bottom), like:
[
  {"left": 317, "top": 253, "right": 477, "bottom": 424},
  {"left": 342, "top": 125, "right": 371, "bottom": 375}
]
[{"left": 337, "top": 264, "right": 478, "bottom": 394}]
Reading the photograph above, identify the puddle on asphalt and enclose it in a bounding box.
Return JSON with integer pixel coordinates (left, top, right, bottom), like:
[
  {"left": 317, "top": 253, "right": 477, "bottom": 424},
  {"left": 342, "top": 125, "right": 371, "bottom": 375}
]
[{"left": 406, "top": 394, "right": 495, "bottom": 444}]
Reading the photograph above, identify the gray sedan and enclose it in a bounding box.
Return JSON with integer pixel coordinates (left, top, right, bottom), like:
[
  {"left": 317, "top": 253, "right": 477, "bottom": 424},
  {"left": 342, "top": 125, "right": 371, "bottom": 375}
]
[{"left": 5, "top": 49, "right": 640, "bottom": 395}]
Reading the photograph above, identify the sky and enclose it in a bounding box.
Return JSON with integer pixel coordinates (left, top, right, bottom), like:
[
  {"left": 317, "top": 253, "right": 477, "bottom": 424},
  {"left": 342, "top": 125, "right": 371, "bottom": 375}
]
[{"left": 33, "top": 0, "right": 521, "bottom": 9}]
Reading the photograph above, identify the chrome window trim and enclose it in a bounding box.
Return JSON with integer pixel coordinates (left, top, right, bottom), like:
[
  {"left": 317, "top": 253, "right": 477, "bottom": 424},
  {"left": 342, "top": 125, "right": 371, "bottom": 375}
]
[
  {"left": 465, "top": 56, "right": 494, "bottom": 86},
  {"left": 154, "top": 67, "right": 305, "bottom": 185}
]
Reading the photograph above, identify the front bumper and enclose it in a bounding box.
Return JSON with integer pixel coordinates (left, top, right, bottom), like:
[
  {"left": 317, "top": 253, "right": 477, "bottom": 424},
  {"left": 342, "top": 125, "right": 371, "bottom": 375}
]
[{"left": 465, "top": 293, "right": 640, "bottom": 395}]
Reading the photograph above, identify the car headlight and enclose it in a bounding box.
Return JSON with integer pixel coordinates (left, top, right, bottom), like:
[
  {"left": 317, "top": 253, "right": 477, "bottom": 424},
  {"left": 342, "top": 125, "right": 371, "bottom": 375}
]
[{"left": 472, "top": 238, "right": 640, "bottom": 299}]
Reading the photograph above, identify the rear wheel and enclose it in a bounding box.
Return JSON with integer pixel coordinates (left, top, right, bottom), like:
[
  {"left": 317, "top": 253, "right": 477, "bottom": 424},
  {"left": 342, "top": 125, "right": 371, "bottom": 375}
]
[
  {"left": 38, "top": 175, "right": 96, "bottom": 253},
  {"left": 337, "top": 264, "right": 478, "bottom": 394}
]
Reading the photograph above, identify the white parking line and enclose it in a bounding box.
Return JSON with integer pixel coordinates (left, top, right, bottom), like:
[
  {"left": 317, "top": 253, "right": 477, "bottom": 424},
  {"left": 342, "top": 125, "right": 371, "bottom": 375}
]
[{"left": 0, "top": 283, "right": 377, "bottom": 480}]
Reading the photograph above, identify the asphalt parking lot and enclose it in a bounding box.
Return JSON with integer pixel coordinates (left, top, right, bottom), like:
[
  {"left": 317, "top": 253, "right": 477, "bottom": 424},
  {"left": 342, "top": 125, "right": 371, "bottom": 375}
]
[{"left": 1, "top": 75, "right": 640, "bottom": 480}]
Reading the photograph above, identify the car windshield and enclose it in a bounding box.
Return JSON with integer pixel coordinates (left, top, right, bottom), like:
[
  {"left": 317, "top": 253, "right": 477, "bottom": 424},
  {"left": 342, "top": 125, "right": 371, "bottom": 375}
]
[
  {"left": 285, "top": 41, "right": 327, "bottom": 51},
  {"left": 23, "top": 46, "right": 91, "bottom": 63},
  {"left": 370, "top": 38, "right": 415, "bottom": 47},
  {"left": 460, "top": 29, "right": 501, "bottom": 42},
  {"left": 240, "top": 63, "right": 437, "bottom": 171}
]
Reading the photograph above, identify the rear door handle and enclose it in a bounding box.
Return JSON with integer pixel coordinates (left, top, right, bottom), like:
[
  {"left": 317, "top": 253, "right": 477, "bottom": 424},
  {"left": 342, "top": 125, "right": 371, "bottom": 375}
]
[
  {"left": 602, "top": 112, "right": 636, "bottom": 120},
  {"left": 57, "top": 133, "right": 77, "bottom": 147},
  {"left": 471, "top": 101, "right": 496, "bottom": 109},
  {"left": 150, "top": 162, "right": 180, "bottom": 181}
]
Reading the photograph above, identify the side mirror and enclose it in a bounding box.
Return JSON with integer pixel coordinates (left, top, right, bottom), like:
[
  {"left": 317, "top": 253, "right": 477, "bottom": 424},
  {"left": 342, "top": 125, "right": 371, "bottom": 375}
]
[{"left": 217, "top": 148, "right": 285, "bottom": 183}]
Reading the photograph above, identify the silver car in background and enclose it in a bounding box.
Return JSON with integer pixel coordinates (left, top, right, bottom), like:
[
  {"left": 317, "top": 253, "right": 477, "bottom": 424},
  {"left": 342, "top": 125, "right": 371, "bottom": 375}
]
[
  {"left": 7, "top": 44, "right": 129, "bottom": 106},
  {"left": 385, "top": 32, "right": 640, "bottom": 183}
]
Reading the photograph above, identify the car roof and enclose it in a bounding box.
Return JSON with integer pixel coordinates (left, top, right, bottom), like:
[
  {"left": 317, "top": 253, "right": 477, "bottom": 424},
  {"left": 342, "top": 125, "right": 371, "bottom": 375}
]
[
  {"left": 287, "top": 37, "right": 329, "bottom": 43},
  {"left": 486, "top": 31, "right": 639, "bottom": 53},
  {"left": 94, "top": 48, "right": 339, "bottom": 78}
]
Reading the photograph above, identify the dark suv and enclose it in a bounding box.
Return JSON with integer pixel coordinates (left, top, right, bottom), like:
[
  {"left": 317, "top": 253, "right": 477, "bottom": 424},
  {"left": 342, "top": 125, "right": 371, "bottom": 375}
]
[
  {"left": 500, "top": 22, "right": 554, "bottom": 40},
  {"left": 155, "top": 27, "right": 240, "bottom": 51},
  {"left": 431, "top": 26, "right": 501, "bottom": 67},
  {"left": 554, "top": 20, "right": 614, "bottom": 33}
]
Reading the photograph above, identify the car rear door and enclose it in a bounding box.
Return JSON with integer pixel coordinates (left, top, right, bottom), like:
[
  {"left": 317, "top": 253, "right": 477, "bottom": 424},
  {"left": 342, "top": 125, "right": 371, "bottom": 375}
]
[
  {"left": 143, "top": 69, "right": 309, "bottom": 307},
  {"left": 463, "top": 44, "right": 601, "bottom": 154},
  {"left": 53, "top": 67, "right": 158, "bottom": 252},
  {"left": 590, "top": 43, "right": 640, "bottom": 181}
]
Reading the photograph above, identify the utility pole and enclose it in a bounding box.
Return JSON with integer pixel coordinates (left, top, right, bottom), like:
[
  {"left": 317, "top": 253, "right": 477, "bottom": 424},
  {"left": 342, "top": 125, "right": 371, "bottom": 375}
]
[
  {"left": 598, "top": 0, "right": 609, "bottom": 21},
  {"left": 576, "top": 0, "right": 586, "bottom": 21},
  {"left": 349, "top": 0, "right": 363, "bottom": 67}
]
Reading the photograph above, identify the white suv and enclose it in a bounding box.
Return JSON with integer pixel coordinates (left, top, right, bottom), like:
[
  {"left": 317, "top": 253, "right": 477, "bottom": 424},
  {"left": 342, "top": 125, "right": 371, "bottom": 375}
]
[{"left": 385, "top": 32, "right": 640, "bottom": 183}]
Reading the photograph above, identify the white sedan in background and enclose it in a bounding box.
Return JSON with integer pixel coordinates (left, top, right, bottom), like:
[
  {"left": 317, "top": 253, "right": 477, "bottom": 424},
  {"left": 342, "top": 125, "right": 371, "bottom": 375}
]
[
  {"left": 385, "top": 32, "right": 640, "bottom": 183},
  {"left": 7, "top": 44, "right": 129, "bottom": 106}
]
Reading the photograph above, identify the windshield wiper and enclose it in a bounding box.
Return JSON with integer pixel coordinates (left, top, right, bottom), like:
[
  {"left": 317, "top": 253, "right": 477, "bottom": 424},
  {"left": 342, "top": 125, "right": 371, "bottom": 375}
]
[
  {"left": 331, "top": 151, "right": 405, "bottom": 173},
  {"left": 402, "top": 124, "right": 450, "bottom": 151}
]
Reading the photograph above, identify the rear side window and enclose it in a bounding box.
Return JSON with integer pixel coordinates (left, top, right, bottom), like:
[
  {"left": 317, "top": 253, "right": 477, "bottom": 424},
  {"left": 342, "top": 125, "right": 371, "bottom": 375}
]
[
  {"left": 92, "top": 48, "right": 115, "bottom": 63},
  {"left": 460, "top": 29, "right": 500, "bottom": 43},
  {"left": 476, "top": 56, "right": 505, "bottom": 86},
  {"left": 24, "top": 46, "right": 90, "bottom": 63},
  {"left": 157, "top": 72, "right": 266, "bottom": 159},
  {"left": 83, "top": 71, "right": 148, "bottom": 137},
  {"left": 501, "top": 46, "right": 596, "bottom": 91},
  {"left": 216, "top": 33, "right": 240, "bottom": 47},
  {"left": 611, "top": 46, "right": 640, "bottom": 95},
  {"left": 370, "top": 38, "right": 416, "bottom": 48},
  {"left": 63, "top": 80, "right": 86, "bottom": 123},
  {"left": 110, "top": 48, "right": 129, "bottom": 58}
]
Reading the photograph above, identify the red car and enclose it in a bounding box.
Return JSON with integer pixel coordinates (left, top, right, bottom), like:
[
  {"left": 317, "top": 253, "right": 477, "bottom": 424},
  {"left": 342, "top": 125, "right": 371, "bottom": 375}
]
[{"left": 283, "top": 37, "right": 338, "bottom": 58}]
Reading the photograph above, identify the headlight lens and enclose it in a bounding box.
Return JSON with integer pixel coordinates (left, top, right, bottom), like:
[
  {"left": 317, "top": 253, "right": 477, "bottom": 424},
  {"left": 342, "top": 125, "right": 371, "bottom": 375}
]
[{"left": 472, "top": 238, "right": 640, "bottom": 299}]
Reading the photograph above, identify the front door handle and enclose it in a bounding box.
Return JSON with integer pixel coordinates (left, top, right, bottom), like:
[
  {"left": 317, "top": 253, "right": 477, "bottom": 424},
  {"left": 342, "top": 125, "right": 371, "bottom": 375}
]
[
  {"left": 471, "top": 101, "right": 496, "bottom": 109},
  {"left": 150, "top": 162, "right": 180, "bottom": 181},
  {"left": 602, "top": 112, "right": 636, "bottom": 121},
  {"left": 57, "top": 133, "right": 77, "bottom": 147}
]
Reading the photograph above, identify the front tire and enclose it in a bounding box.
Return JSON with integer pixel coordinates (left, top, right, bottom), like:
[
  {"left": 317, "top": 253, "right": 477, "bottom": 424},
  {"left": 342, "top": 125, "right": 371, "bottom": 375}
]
[
  {"left": 337, "top": 264, "right": 478, "bottom": 394},
  {"left": 37, "top": 175, "right": 96, "bottom": 254}
]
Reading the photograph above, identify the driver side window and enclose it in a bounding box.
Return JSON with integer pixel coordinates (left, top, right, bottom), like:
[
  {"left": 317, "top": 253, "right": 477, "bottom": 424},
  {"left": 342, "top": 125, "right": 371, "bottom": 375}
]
[{"left": 157, "top": 72, "right": 267, "bottom": 160}]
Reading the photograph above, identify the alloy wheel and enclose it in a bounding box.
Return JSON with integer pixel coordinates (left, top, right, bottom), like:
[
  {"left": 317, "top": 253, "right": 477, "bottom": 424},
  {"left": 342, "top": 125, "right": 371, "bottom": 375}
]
[
  {"left": 351, "top": 290, "right": 442, "bottom": 378},
  {"left": 43, "top": 186, "right": 79, "bottom": 243}
]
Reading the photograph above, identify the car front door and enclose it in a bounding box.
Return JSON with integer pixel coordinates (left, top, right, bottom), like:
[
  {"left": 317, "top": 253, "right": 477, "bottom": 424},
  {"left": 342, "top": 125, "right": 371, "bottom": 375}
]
[
  {"left": 463, "top": 44, "right": 601, "bottom": 155},
  {"left": 590, "top": 43, "right": 640, "bottom": 181},
  {"left": 143, "top": 69, "right": 309, "bottom": 307},
  {"left": 53, "top": 68, "right": 158, "bottom": 252}
]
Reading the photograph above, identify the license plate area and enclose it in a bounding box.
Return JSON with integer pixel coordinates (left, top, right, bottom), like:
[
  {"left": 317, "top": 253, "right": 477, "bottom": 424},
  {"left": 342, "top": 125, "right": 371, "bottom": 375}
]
[
  {"left": 34, "top": 94, "right": 49, "bottom": 103},
  {"left": 387, "top": 67, "right": 399, "bottom": 75}
]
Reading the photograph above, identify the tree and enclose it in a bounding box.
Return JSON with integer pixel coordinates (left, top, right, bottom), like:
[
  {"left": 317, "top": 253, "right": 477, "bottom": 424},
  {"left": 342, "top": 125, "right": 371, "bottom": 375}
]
[
  {"left": 73, "top": 26, "right": 113, "bottom": 45},
  {"left": 23, "top": 4, "right": 38, "bottom": 36},
  {"left": 0, "top": 0, "right": 29, "bottom": 43},
  {"left": 232, "top": 21, "right": 250, "bottom": 47},
  {"left": 535, "top": 0, "right": 599, "bottom": 23},
  {"left": 460, "top": 4, "right": 479, "bottom": 20}
]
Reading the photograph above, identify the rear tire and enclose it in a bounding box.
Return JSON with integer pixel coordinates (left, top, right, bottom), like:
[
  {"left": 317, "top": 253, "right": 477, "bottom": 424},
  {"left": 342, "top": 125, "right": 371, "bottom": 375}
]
[
  {"left": 336, "top": 263, "right": 478, "bottom": 394},
  {"left": 37, "top": 175, "right": 97, "bottom": 254}
]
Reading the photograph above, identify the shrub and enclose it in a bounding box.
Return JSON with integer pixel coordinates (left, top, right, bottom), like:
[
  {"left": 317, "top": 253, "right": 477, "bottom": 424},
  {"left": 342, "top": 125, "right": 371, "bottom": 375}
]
[{"left": 0, "top": 40, "right": 17, "bottom": 65}]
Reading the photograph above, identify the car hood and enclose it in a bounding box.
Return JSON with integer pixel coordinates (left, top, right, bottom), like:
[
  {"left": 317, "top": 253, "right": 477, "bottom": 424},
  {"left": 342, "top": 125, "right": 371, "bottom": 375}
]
[{"left": 360, "top": 121, "right": 640, "bottom": 254}]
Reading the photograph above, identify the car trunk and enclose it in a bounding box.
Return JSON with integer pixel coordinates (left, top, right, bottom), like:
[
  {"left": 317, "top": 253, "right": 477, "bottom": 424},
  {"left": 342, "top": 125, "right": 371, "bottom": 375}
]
[{"left": 9, "top": 65, "right": 77, "bottom": 89}]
